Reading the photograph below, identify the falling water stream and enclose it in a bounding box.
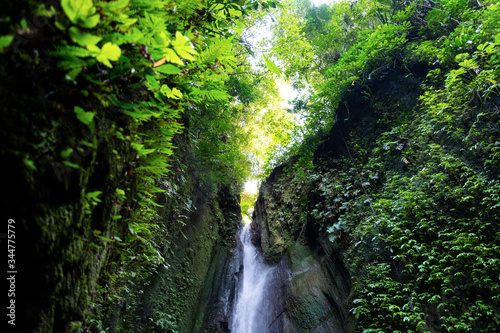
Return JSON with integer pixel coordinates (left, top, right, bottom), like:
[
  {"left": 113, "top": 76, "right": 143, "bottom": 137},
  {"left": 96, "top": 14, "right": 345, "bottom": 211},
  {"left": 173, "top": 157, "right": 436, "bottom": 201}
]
[{"left": 231, "top": 223, "right": 274, "bottom": 333}]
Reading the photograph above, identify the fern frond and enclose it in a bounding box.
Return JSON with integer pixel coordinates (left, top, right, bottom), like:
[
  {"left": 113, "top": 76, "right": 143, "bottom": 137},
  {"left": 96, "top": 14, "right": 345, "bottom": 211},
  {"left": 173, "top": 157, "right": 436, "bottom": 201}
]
[
  {"left": 108, "top": 63, "right": 131, "bottom": 81},
  {"left": 190, "top": 88, "right": 231, "bottom": 102},
  {"left": 51, "top": 45, "right": 95, "bottom": 58},
  {"left": 197, "top": 39, "right": 231, "bottom": 64},
  {"left": 57, "top": 57, "right": 86, "bottom": 72}
]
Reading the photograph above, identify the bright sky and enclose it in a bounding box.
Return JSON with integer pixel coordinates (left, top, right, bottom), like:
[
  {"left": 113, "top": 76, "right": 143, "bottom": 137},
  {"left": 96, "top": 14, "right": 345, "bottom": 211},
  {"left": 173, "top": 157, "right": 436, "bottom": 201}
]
[
  {"left": 241, "top": 0, "right": 333, "bottom": 196},
  {"left": 244, "top": 179, "right": 259, "bottom": 194},
  {"left": 278, "top": 79, "right": 298, "bottom": 105}
]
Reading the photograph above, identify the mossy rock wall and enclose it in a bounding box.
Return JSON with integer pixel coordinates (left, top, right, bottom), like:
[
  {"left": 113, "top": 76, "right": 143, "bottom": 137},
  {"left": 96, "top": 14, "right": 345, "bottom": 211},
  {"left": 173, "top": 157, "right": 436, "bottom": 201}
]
[
  {"left": 252, "top": 60, "right": 500, "bottom": 332},
  {"left": 101, "top": 182, "right": 242, "bottom": 333},
  {"left": 250, "top": 63, "right": 427, "bottom": 332},
  {"left": 253, "top": 184, "right": 353, "bottom": 333}
]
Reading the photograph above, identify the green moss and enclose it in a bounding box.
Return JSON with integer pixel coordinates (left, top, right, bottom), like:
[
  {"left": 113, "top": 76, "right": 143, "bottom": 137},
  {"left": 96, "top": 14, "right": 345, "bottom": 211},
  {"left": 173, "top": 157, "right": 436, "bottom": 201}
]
[{"left": 289, "top": 243, "right": 316, "bottom": 274}]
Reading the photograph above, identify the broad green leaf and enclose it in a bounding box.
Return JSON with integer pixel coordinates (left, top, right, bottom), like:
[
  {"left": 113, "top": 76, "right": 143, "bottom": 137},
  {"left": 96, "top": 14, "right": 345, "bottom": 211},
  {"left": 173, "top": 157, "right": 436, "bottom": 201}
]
[
  {"left": 0, "top": 35, "right": 14, "bottom": 53},
  {"left": 155, "top": 64, "right": 182, "bottom": 75},
  {"left": 170, "top": 87, "right": 183, "bottom": 99},
  {"left": 69, "top": 26, "right": 102, "bottom": 46},
  {"left": 171, "top": 31, "right": 197, "bottom": 61},
  {"left": 210, "top": 3, "right": 224, "bottom": 11},
  {"left": 263, "top": 54, "right": 281, "bottom": 76},
  {"left": 229, "top": 8, "right": 242, "bottom": 17},
  {"left": 164, "top": 48, "right": 184, "bottom": 66},
  {"left": 145, "top": 74, "right": 159, "bottom": 89},
  {"left": 80, "top": 13, "right": 100, "bottom": 28},
  {"left": 74, "top": 106, "right": 95, "bottom": 125},
  {"left": 153, "top": 31, "right": 170, "bottom": 47},
  {"left": 160, "top": 84, "right": 183, "bottom": 99},
  {"left": 160, "top": 84, "right": 171, "bottom": 96},
  {"left": 234, "top": 21, "right": 244, "bottom": 34},
  {"left": 100, "top": 0, "right": 130, "bottom": 10},
  {"left": 61, "top": 0, "right": 100, "bottom": 28},
  {"left": 86, "top": 44, "right": 100, "bottom": 55},
  {"left": 89, "top": 42, "right": 121, "bottom": 67},
  {"left": 23, "top": 158, "right": 37, "bottom": 170}
]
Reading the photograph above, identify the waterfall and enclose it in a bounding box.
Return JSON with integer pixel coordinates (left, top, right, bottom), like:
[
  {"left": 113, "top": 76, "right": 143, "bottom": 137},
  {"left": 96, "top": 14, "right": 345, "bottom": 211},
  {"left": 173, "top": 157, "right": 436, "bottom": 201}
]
[{"left": 231, "top": 223, "right": 274, "bottom": 333}]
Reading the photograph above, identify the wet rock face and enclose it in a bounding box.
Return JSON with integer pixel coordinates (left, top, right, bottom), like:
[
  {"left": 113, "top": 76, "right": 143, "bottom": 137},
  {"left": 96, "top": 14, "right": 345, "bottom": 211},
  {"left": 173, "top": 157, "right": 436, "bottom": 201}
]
[
  {"left": 204, "top": 321, "right": 230, "bottom": 333},
  {"left": 285, "top": 241, "right": 352, "bottom": 333},
  {"left": 198, "top": 245, "right": 240, "bottom": 333},
  {"left": 265, "top": 257, "right": 288, "bottom": 333},
  {"left": 260, "top": 240, "right": 352, "bottom": 333},
  {"left": 252, "top": 172, "right": 353, "bottom": 333},
  {"left": 250, "top": 219, "right": 262, "bottom": 248}
]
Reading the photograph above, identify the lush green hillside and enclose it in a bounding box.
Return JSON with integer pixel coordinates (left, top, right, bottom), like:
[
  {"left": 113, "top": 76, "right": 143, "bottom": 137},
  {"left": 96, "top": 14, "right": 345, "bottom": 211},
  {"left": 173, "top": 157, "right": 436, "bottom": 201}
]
[{"left": 253, "top": 0, "right": 500, "bottom": 331}]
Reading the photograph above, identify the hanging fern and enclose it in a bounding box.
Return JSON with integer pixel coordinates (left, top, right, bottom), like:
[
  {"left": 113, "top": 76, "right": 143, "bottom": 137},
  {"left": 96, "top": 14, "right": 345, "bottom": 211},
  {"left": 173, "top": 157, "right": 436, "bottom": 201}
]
[
  {"left": 51, "top": 44, "right": 96, "bottom": 59},
  {"left": 197, "top": 38, "right": 231, "bottom": 64},
  {"left": 190, "top": 87, "right": 231, "bottom": 102}
]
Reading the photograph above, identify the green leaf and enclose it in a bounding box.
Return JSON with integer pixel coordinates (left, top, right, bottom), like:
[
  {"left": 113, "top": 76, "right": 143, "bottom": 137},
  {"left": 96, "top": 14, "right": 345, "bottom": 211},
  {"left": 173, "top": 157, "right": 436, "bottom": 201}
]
[
  {"left": 229, "top": 8, "right": 242, "bottom": 17},
  {"left": 263, "top": 54, "right": 281, "bottom": 76},
  {"left": 63, "top": 160, "right": 81, "bottom": 169},
  {"left": 80, "top": 13, "right": 100, "bottom": 28},
  {"left": 155, "top": 64, "right": 182, "bottom": 75},
  {"left": 69, "top": 26, "right": 102, "bottom": 46},
  {"left": 23, "top": 158, "right": 37, "bottom": 170},
  {"left": 61, "top": 148, "right": 74, "bottom": 159},
  {"left": 74, "top": 106, "right": 95, "bottom": 126},
  {"left": 161, "top": 128, "right": 173, "bottom": 136},
  {"left": 171, "top": 31, "right": 197, "bottom": 61},
  {"left": 96, "top": 235, "right": 114, "bottom": 242},
  {"left": 210, "top": 3, "right": 225, "bottom": 11},
  {"left": 170, "top": 87, "right": 183, "bottom": 99},
  {"left": 86, "top": 190, "right": 102, "bottom": 202},
  {"left": 0, "top": 35, "right": 14, "bottom": 53},
  {"left": 160, "top": 84, "right": 183, "bottom": 99},
  {"left": 145, "top": 74, "right": 159, "bottom": 90},
  {"left": 164, "top": 48, "right": 184, "bottom": 66},
  {"left": 131, "top": 142, "right": 144, "bottom": 151},
  {"left": 116, "top": 188, "right": 126, "bottom": 196},
  {"left": 61, "top": 0, "right": 100, "bottom": 28},
  {"left": 55, "top": 14, "right": 70, "bottom": 31},
  {"left": 95, "top": 42, "right": 121, "bottom": 67}
]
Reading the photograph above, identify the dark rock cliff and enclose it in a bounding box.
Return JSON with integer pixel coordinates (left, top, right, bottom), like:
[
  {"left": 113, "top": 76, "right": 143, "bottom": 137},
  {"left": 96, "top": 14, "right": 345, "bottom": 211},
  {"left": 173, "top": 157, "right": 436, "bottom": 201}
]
[
  {"left": 102, "top": 181, "right": 243, "bottom": 333},
  {"left": 252, "top": 184, "right": 353, "bottom": 333}
]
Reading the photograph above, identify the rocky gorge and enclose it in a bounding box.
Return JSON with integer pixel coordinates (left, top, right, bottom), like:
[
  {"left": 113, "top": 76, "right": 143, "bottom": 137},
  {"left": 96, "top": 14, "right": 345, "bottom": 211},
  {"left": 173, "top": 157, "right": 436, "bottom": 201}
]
[{"left": 2, "top": 0, "right": 500, "bottom": 332}]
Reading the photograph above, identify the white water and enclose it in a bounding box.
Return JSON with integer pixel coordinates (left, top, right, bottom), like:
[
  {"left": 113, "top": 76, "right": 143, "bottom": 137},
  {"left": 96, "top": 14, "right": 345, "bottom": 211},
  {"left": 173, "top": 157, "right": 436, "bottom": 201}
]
[{"left": 231, "top": 224, "right": 273, "bottom": 333}]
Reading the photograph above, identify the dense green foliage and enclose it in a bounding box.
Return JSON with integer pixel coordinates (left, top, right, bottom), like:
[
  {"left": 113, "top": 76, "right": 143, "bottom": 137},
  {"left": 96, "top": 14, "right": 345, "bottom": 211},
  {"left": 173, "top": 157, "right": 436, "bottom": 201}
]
[
  {"left": 0, "top": 0, "right": 284, "bottom": 331},
  {"left": 256, "top": 0, "right": 500, "bottom": 331}
]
